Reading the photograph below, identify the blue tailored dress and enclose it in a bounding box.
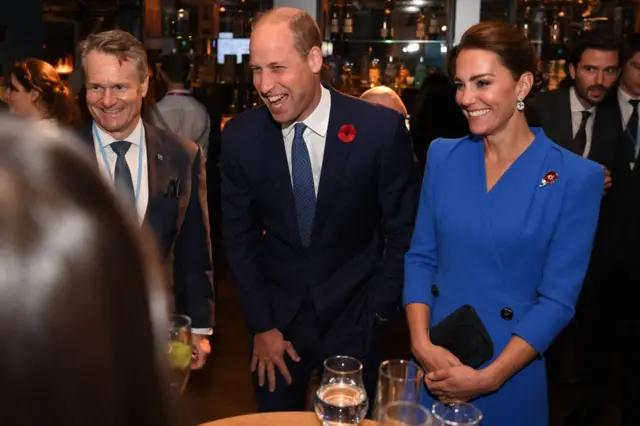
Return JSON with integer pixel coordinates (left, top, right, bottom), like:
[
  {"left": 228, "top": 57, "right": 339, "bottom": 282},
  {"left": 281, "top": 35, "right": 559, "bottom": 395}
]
[{"left": 403, "top": 128, "right": 604, "bottom": 426}]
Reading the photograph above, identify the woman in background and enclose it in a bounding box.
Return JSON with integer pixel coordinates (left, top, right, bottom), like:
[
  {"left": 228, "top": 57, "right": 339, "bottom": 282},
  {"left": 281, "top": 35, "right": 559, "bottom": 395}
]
[
  {"left": 3, "top": 58, "right": 80, "bottom": 129},
  {"left": 404, "top": 22, "right": 604, "bottom": 426},
  {"left": 0, "top": 116, "right": 177, "bottom": 426}
]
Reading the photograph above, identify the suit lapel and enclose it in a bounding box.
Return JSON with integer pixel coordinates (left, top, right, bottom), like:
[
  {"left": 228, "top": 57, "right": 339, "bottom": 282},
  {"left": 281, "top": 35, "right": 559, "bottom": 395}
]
[
  {"left": 144, "top": 124, "right": 174, "bottom": 223},
  {"left": 261, "top": 116, "right": 301, "bottom": 244},
  {"left": 313, "top": 90, "right": 353, "bottom": 239}
]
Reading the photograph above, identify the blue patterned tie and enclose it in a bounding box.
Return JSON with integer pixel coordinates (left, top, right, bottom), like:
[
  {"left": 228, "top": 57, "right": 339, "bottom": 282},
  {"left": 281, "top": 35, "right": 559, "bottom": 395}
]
[{"left": 291, "top": 123, "right": 316, "bottom": 247}]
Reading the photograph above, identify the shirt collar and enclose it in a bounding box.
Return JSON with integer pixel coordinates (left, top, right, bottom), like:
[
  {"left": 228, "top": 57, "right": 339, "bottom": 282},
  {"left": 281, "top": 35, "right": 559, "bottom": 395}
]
[
  {"left": 282, "top": 86, "right": 331, "bottom": 139},
  {"left": 618, "top": 85, "right": 640, "bottom": 103},
  {"left": 94, "top": 117, "right": 144, "bottom": 146},
  {"left": 569, "top": 87, "right": 595, "bottom": 113},
  {"left": 166, "top": 89, "right": 192, "bottom": 96}
]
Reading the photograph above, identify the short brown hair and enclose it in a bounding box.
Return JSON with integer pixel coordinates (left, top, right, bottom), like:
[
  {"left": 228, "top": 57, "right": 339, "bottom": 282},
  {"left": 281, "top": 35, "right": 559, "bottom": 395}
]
[
  {"left": 458, "top": 22, "right": 538, "bottom": 80},
  {"left": 256, "top": 8, "right": 322, "bottom": 58},
  {"left": 77, "top": 29, "right": 148, "bottom": 82}
]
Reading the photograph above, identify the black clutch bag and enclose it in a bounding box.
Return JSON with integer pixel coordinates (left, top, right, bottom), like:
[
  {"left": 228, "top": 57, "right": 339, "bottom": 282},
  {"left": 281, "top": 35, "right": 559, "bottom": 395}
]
[{"left": 428, "top": 305, "right": 494, "bottom": 369}]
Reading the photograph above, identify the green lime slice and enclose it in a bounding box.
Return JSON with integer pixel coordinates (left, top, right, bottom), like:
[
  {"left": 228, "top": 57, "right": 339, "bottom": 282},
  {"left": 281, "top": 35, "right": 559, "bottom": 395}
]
[{"left": 168, "top": 341, "right": 192, "bottom": 370}]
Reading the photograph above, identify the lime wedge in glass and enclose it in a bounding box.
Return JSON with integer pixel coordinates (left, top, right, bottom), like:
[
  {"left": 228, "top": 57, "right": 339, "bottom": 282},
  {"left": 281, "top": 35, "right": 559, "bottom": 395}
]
[{"left": 168, "top": 341, "right": 192, "bottom": 370}]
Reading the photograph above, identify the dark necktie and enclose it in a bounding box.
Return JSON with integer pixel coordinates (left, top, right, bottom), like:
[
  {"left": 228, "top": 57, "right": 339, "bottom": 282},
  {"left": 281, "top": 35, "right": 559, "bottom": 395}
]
[
  {"left": 291, "top": 123, "right": 316, "bottom": 247},
  {"left": 626, "top": 99, "right": 640, "bottom": 158},
  {"left": 572, "top": 110, "right": 591, "bottom": 156},
  {"left": 110, "top": 141, "right": 135, "bottom": 205}
]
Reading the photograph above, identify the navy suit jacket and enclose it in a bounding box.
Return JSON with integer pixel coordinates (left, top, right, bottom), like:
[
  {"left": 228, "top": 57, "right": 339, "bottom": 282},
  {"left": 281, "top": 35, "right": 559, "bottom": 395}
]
[
  {"left": 82, "top": 122, "right": 215, "bottom": 328},
  {"left": 220, "top": 89, "right": 419, "bottom": 343}
]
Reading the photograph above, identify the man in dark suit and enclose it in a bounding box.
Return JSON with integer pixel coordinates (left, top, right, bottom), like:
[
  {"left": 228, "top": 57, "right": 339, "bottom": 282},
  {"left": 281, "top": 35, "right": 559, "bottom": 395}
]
[
  {"left": 527, "top": 35, "right": 630, "bottom": 426},
  {"left": 77, "top": 30, "right": 214, "bottom": 368},
  {"left": 597, "top": 33, "right": 640, "bottom": 426},
  {"left": 220, "top": 8, "right": 418, "bottom": 412}
]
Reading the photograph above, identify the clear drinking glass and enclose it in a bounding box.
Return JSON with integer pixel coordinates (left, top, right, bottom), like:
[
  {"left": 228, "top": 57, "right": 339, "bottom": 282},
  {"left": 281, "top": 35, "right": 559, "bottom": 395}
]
[
  {"left": 374, "top": 360, "right": 425, "bottom": 420},
  {"left": 431, "top": 401, "right": 483, "bottom": 425},
  {"left": 167, "top": 314, "right": 192, "bottom": 395},
  {"left": 315, "top": 355, "right": 369, "bottom": 426},
  {"left": 379, "top": 401, "right": 434, "bottom": 426}
]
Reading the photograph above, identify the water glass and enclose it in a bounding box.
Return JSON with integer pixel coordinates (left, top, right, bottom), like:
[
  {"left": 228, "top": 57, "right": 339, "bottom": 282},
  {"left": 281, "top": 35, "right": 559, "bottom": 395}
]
[
  {"left": 315, "top": 355, "right": 369, "bottom": 425},
  {"left": 431, "top": 401, "right": 482, "bottom": 425},
  {"left": 167, "top": 314, "right": 192, "bottom": 395},
  {"left": 374, "top": 360, "right": 424, "bottom": 420},
  {"left": 379, "top": 401, "right": 434, "bottom": 426}
]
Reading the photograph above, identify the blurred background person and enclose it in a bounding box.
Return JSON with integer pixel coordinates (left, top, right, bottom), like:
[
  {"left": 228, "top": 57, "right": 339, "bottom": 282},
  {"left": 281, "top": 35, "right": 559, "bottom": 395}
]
[
  {"left": 360, "top": 85, "right": 408, "bottom": 116},
  {"left": 148, "top": 54, "right": 211, "bottom": 156},
  {"left": 0, "top": 115, "right": 177, "bottom": 426},
  {"left": 2, "top": 58, "right": 81, "bottom": 130}
]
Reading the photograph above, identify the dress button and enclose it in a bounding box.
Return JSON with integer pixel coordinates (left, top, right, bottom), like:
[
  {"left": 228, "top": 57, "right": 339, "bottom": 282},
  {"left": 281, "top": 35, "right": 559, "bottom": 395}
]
[
  {"left": 431, "top": 284, "right": 439, "bottom": 297},
  {"left": 501, "top": 307, "right": 514, "bottom": 321}
]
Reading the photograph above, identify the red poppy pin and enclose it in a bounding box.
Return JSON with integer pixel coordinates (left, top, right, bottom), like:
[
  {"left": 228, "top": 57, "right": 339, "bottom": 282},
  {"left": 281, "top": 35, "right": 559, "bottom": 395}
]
[
  {"left": 338, "top": 124, "right": 357, "bottom": 143},
  {"left": 539, "top": 170, "right": 558, "bottom": 188}
]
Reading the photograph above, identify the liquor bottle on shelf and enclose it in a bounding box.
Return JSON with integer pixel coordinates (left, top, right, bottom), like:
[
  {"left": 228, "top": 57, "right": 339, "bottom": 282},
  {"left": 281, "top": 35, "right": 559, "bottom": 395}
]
[
  {"left": 342, "top": 1, "right": 353, "bottom": 41},
  {"left": 414, "top": 56, "right": 427, "bottom": 88},
  {"left": 428, "top": 13, "right": 439, "bottom": 40},
  {"left": 416, "top": 9, "right": 427, "bottom": 40},
  {"left": 548, "top": 16, "right": 561, "bottom": 45},
  {"left": 383, "top": 55, "right": 398, "bottom": 87},
  {"left": 381, "top": 1, "right": 394, "bottom": 40},
  {"left": 396, "top": 61, "right": 410, "bottom": 89},
  {"left": 330, "top": 2, "right": 340, "bottom": 41},
  {"left": 369, "top": 58, "right": 381, "bottom": 87},
  {"left": 359, "top": 49, "right": 372, "bottom": 88}
]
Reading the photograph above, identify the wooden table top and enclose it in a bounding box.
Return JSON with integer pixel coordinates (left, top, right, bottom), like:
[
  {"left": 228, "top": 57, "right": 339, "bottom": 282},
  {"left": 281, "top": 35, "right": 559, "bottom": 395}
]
[{"left": 199, "top": 411, "right": 377, "bottom": 426}]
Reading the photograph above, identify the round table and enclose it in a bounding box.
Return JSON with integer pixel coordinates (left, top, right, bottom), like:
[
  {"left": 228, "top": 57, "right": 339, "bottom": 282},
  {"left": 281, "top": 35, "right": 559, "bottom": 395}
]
[{"left": 199, "top": 412, "right": 377, "bottom": 426}]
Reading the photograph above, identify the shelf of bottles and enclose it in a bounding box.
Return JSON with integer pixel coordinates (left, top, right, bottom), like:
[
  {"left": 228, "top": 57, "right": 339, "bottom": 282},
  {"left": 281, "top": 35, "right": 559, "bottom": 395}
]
[
  {"left": 516, "top": 0, "right": 637, "bottom": 92},
  {"left": 322, "top": 0, "right": 449, "bottom": 96}
]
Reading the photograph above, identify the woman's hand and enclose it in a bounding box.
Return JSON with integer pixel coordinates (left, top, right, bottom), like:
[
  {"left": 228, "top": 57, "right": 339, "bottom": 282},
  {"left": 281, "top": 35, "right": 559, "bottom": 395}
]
[
  {"left": 412, "top": 340, "right": 463, "bottom": 374},
  {"left": 425, "top": 365, "right": 498, "bottom": 402}
]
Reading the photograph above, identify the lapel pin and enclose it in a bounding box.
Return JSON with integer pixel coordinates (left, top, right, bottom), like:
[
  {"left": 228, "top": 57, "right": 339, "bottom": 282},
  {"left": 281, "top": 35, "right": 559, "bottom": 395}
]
[
  {"left": 539, "top": 170, "right": 558, "bottom": 188},
  {"left": 157, "top": 153, "right": 164, "bottom": 161}
]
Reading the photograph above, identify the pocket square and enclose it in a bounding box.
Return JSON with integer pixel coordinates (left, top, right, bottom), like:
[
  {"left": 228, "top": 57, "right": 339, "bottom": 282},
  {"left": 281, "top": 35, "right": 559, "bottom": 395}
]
[{"left": 165, "top": 178, "right": 180, "bottom": 198}]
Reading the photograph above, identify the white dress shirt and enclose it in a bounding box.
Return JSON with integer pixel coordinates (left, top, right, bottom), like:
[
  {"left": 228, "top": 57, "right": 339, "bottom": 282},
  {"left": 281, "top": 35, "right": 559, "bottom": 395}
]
[
  {"left": 93, "top": 118, "right": 149, "bottom": 223},
  {"left": 281, "top": 86, "right": 331, "bottom": 194},
  {"left": 150, "top": 89, "right": 211, "bottom": 155},
  {"left": 569, "top": 87, "right": 596, "bottom": 158},
  {"left": 617, "top": 86, "right": 640, "bottom": 158}
]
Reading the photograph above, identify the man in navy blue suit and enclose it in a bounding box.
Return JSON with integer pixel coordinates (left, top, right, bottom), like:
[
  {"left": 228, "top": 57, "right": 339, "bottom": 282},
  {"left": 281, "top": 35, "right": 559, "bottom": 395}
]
[{"left": 220, "top": 7, "right": 419, "bottom": 411}]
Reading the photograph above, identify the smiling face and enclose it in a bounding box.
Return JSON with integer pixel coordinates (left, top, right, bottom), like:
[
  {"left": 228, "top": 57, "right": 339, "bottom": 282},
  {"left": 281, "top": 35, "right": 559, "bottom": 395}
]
[
  {"left": 249, "top": 21, "right": 322, "bottom": 126},
  {"left": 454, "top": 49, "right": 532, "bottom": 136},
  {"left": 84, "top": 50, "right": 148, "bottom": 139},
  {"left": 569, "top": 48, "right": 619, "bottom": 106}
]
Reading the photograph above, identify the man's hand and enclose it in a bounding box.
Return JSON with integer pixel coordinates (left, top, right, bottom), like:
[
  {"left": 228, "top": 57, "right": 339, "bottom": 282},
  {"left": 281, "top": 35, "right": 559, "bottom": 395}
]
[
  {"left": 191, "top": 334, "right": 211, "bottom": 370},
  {"left": 603, "top": 165, "right": 612, "bottom": 192},
  {"left": 251, "top": 328, "right": 300, "bottom": 392}
]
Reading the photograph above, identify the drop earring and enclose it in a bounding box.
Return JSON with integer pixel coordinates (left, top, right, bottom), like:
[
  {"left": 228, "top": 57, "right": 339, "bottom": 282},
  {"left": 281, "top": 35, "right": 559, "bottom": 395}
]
[{"left": 516, "top": 96, "right": 525, "bottom": 111}]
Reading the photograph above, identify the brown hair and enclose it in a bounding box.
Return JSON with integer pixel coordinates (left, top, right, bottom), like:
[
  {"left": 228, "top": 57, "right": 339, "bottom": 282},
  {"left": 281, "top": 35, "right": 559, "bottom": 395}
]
[
  {"left": 77, "top": 29, "right": 148, "bottom": 83},
  {"left": 11, "top": 58, "right": 81, "bottom": 128},
  {"left": 0, "top": 115, "right": 177, "bottom": 426},
  {"left": 457, "top": 22, "right": 538, "bottom": 80},
  {"left": 255, "top": 8, "right": 322, "bottom": 58}
]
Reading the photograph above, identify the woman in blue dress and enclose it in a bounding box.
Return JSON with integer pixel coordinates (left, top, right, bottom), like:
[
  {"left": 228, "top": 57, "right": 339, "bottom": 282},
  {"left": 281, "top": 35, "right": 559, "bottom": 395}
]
[{"left": 403, "top": 22, "right": 604, "bottom": 426}]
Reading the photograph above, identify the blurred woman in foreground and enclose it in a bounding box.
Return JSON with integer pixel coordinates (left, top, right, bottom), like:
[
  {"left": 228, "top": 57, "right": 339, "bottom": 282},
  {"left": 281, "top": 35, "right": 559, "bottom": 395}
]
[{"left": 0, "top": 116, "right": 176, "bottom": 426}]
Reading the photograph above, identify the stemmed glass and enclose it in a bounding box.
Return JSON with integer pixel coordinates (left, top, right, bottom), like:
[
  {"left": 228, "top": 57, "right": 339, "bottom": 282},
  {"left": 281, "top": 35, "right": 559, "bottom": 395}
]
[
  {"left": 374, "top": 360, "right": 425, "bottom": 421},
  {"left": 431, "top": 401, "right": 483, "bottom": 425},
  {"left": 315, "top": 355, "right": 369, "bottom": 425},
  {"left": 379, "top": 401, "right": 434, "bottom": 426},
  {"left": 167, "top": 314, "right": 192, "bottom": 395}
]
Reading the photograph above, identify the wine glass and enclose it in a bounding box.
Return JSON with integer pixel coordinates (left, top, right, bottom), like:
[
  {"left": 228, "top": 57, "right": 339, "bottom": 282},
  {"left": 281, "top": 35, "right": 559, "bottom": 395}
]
[
  {"left": 431, "top": 401, "right": 482, "bottom": 425},
  {"left": 379, "top": 401, "right": 434, "bottom": 426},
  {"left": 167, "top": 314, "right": 192, "bottom": 395},
  {"left": 315, "top": 355, "right": 369, "bottom": 426},
  {"left": 373, "top": 360, "right": 424, "bottom": 421}
]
